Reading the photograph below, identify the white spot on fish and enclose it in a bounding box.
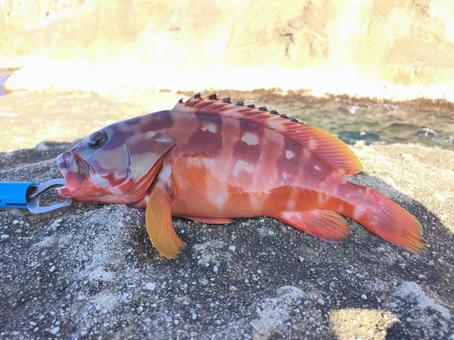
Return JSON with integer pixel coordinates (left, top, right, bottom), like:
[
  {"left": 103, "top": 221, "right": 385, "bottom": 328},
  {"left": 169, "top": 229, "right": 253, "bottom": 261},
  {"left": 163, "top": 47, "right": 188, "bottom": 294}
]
[
  {"left": 110, "top": 187, "right": 124, "bottom": 195},
  {"left": 159, "top": 164, "right": 172, "bottom": 182},
  {"left": 92, "top": 174, "right": 112, "bottom": 188},
  {"left": 281, "top": 211, "right": 294, "bottom": 220},
  {"left": 241, "top": 132, "right": 258, "bottom": 145},
  {"left": 282, "top": 172, "right": 291, "bottom": 180},
  {"left": 341, "top": 177, "right": 347, "bottom": 184},
  {"left": 232, "top": 160, "right": 254, "bottom": 177},
  {"left": 269, "top": 119, "right": 284, "bottom": 129},
  {"left": 204, "top": 159, "right": 215, "bottom": 168},
  {"left": 201, "top": 123, "right": 217, "bottom": 133},
  {"left": 186, "top": 158, "right": 214, "bottom": 168},
  {"left": 155, "top": 134, "right": 173, "bottom": 143},
  {"left": 285, "top": 150, "right": 295, "bottom": 159},
  {"left": 314, "top": 165, "right": 322, "bottom": 171},
  {"left": 186, "top": 158, "right": 203, "bottom": 167},
  {"left": 353, "top": 204, "right": 367, "bottom": 220},
  {"left": 303, "top": 148, "right": 311, "bottom": 159},
  {"left": 207, "top": 190, "right": 228, "bottom": 210},
  {"left": 308, "top": 139, "right": 318, "bottom": 150},
  {"left": 287, "top": 199, "right": 296, "bottom": 210}
]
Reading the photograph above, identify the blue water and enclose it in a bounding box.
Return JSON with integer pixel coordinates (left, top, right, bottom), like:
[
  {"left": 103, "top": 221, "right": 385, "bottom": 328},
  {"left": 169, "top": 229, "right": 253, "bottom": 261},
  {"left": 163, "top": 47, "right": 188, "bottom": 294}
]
[{"left": 208, "top": 90, "right": 454, "bottom": 150}]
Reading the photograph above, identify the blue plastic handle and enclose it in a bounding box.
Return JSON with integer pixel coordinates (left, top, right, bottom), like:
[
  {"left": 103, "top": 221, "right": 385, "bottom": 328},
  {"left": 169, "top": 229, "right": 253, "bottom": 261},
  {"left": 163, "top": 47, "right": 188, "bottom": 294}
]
[{"left": 0, "top": 182, "right": 34, "bottom": 209}]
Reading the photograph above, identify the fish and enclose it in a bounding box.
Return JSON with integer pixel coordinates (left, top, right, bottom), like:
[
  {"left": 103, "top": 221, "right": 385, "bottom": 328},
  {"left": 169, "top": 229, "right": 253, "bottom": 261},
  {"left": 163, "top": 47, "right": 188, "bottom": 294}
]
[{"left": 56, "top": 94, "right": 423, "bottom": 259}]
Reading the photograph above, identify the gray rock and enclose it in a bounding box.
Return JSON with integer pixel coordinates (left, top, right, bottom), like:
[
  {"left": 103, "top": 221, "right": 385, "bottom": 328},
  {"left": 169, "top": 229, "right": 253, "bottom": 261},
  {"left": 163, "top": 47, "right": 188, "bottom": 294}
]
[{"left": 0, "top": 142, "right": 453, "bottom": 339}]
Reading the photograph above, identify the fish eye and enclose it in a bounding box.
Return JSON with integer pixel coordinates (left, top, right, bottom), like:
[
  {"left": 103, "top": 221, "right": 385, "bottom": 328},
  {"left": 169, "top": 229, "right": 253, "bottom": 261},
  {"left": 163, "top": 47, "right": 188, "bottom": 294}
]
[{"left": 87, "top": 130, "right": 107, "bottom": 149}]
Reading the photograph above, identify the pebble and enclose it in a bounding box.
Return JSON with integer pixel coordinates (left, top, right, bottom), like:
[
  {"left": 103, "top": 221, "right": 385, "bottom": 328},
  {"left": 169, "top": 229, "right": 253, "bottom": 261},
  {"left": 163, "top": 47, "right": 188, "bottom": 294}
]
[
  {"left": 36, "top": 142, "right": 50, "bottom": 151},
  {"left": 1, "top": 234, "right": 9, "bottom": 240},
  {"left": 49, "top": 265, "right": 56, "bottom": 273},
  {"left": 317, "top": 298, "right": 325, "bottom": 305},
  {"left": 48, "top": 327, "right": 60, "bottom": 335},
  {"left": 199, "top": 278, "right": 209, "bottom": 286},
  {"left": 228, "top": 245, "right": 236, "bottom": 252},
  {"left": 213, "top": 265, "right": 218, "bottom": 273},
  {"left": 361, "top": 294, "right": 367, "bottom": 300},
  {"left": 143, "top": 282, "right": 156, "bottom": 291}
]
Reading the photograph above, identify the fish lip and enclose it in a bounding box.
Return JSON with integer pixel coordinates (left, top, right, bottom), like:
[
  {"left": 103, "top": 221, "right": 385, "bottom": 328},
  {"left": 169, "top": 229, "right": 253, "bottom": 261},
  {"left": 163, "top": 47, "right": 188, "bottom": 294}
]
[
  {"left": 57, "top": 185, "right": 71, "bottom": 198},
  {"left": 56, "top": 151, "right": 89, "bottom": 198}
]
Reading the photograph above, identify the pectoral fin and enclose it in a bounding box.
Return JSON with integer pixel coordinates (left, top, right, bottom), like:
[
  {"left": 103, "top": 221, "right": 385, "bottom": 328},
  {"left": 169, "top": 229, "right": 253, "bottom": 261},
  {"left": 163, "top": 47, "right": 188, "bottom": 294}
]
[
  {"left": 275, "top": 210, "right": 350, "bottom": 241},
  {"left": 145, "top": 185, "right": 185, "bottom": 259}
]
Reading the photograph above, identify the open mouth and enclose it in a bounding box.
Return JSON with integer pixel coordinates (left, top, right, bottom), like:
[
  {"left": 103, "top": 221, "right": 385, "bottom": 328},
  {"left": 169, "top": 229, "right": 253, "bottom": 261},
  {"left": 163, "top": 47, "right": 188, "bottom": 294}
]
[{"left": 56, "top": 151, "right": 91, "bottom": 198}]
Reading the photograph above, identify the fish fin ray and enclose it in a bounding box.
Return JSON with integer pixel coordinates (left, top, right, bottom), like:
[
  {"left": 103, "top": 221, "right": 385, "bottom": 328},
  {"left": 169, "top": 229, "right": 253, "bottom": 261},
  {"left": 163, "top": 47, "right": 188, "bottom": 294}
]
[
  {"left": 352, "top": 189, "right": 424, "bottom": 252},
  {"left": 181, "top": 216, "right": 233, "bottom": 224},
  {"left": 173, "top": 95, "right": 361, "bottom": 175},
  {"left": 287, "top": 125, "right": 362, "bottom": 175},
  {"left": 275, "top": 209, "right": 350, "bottom": 241},
  {"left": 145, "top": 185, "right": 185, "bottom": 259}
]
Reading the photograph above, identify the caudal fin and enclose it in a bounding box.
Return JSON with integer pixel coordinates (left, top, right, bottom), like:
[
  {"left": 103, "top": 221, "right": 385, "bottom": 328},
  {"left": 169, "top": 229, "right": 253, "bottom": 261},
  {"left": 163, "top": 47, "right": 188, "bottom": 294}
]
[{"left": 349, "top": 188, "right": 424, "bottom": 252}]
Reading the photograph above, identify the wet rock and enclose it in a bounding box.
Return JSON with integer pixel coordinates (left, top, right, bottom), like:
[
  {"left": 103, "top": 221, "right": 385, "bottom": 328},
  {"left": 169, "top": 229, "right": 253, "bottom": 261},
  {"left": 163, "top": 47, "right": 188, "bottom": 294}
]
[
  {"left": 416, "top": 127, "right": 438, "bottom": 139},
  {"left": 0, "top": 142, "right": 453, "bottom": 339},
  {"left": 337, "top": 130, "right": 381, "bottom": 145}
]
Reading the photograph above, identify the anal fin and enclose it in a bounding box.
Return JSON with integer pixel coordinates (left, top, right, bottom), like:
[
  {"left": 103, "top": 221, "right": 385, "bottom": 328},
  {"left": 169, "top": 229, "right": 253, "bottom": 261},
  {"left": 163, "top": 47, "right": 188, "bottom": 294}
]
[
  {"left": 146, "top": 185, "right": 185, "bottom": 259},
  {"left": 182, "top": 216, "right": 233, "bottom": 225},
  {"left": 275, "top": 209, "right": 350, "bottom": 241}
]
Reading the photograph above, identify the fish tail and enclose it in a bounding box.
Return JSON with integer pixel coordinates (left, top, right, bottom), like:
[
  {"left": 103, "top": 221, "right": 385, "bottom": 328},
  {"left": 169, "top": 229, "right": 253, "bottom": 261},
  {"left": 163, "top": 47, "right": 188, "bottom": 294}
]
[{"left": 338, "top": 183, "right": 424, "bottom": 252}]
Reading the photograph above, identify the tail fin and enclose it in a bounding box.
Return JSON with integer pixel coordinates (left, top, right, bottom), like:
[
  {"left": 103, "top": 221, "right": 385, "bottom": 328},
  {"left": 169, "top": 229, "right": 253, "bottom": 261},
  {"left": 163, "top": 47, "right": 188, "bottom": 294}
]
[{"left": 342, "top": 185, "right": 424, "bottom": 252}]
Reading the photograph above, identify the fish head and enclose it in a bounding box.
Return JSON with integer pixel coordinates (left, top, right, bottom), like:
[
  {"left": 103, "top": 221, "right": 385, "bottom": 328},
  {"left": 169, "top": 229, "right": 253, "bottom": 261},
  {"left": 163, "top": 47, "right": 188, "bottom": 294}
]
[{"left": 56, "top": 112, "right": 174, "bottom": 204}]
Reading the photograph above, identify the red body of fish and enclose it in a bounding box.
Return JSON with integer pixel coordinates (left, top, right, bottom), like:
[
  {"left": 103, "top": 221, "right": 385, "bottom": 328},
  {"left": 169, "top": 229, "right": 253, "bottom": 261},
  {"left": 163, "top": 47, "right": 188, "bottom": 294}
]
[{"left": 57, "top": 94, "right": 423, "bottom": 258}]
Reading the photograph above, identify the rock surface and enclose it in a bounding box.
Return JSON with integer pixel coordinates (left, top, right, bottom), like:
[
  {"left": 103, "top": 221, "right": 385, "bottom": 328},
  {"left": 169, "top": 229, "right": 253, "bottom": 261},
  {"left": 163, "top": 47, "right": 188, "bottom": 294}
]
[{"left": 0, "top": 140, "right": 453, "bottom": 339}]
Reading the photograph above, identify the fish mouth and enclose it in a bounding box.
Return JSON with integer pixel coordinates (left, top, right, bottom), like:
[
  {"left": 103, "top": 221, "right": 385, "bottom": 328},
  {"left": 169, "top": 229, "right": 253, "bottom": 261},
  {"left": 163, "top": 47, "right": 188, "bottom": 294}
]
[
  {"left": 56, "top": 151, "right": 95, "bottom": 199},
  {"left": 56, "top": 150, "right": 165, "bottom": 205}
]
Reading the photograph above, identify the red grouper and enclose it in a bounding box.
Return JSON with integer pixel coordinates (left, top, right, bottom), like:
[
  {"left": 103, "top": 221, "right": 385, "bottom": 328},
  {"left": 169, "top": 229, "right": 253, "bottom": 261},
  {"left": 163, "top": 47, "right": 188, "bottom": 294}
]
[{"left": 57, "top": 94, "right": 423, "bottom": 259}]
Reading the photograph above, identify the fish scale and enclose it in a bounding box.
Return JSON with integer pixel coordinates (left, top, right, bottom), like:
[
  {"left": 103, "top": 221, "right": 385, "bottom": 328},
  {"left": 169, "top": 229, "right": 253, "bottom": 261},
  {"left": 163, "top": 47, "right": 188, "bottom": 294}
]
[{"left": 56, "top": 94, "right": 423, "bottom": 259}]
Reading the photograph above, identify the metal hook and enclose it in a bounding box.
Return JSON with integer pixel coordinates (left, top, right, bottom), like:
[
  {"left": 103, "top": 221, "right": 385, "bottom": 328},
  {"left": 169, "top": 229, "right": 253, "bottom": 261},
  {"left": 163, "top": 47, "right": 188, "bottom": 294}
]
[{"left": 27, "top": 178, "right": 72, "bottom": 214}]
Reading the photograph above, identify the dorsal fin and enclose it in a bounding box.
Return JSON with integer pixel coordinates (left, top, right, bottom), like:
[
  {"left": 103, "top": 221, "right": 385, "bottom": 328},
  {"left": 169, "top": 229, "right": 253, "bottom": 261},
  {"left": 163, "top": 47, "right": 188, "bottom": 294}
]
[{"left": 172, "top": 94, "right": 362, "bottom": 176}]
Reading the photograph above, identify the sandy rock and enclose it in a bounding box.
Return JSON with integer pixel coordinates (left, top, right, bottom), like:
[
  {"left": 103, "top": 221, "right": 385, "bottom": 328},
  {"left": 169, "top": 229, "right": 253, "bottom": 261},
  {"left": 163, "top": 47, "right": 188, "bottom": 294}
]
[
  {"left": 353, "top": 143, "right": 454, "bottom": 232},
  {"left": 0, "top": 90, "right": 177, "bottom": 151},
  {"left": 0, "top": 140, "right": 453, "bottom": 339}
]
